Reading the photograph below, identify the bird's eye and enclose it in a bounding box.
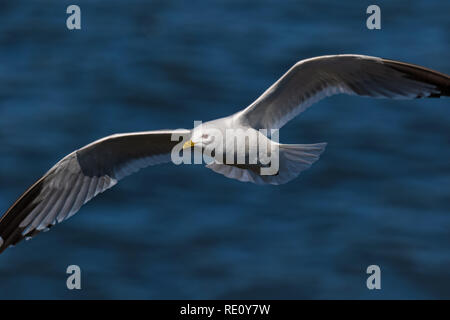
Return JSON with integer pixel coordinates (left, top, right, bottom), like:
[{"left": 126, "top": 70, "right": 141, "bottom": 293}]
[{"left": 201, "top": 134, "right": 209, "bottom": 139}]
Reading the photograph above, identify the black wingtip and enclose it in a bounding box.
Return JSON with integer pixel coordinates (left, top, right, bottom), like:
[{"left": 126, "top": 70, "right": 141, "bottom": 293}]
[
  {"left": 0, "top": 177, "right": 45, "bottom": 254},
  {"left": 382, "top": 59, "right": 450, "bottom": 99}
]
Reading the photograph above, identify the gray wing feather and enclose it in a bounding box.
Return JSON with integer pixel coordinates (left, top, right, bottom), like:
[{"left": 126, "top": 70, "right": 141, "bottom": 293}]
[
  {"left": 238, "top": 54, "right": 450, "bottom": 129},
  {"left": 0, "top": 129, "right": 190, "bottom": 253}
]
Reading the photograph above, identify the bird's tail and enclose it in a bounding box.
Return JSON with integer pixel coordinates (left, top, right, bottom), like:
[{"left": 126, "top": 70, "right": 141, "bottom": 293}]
[
  {"left": 275, "top": 142, "right": 327, "bottom": 184},
  {"left": 206, "top": 142, "right": 327, "bottom": 185}
]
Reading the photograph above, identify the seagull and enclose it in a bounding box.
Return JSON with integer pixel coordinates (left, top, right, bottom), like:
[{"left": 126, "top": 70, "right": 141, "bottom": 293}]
[{"left": 0, "top": 54, "right": 449, "bottom": 254}]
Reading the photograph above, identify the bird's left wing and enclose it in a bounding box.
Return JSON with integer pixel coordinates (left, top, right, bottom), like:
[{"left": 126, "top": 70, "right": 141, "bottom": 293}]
[
  {"left": 237, "top": 55, "right": 450, "bottom": 129},
  {"left": 0, "top": 129, "right": 190, "bottom": 253}
]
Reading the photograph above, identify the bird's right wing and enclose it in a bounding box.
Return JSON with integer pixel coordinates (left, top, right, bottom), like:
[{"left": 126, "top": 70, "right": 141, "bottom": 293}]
[
  {"left": 238, "top": 55, "right": 450, "bottom": 129},
  {"left": 0, "top": 129, "right": 190, "bottom": 253}
]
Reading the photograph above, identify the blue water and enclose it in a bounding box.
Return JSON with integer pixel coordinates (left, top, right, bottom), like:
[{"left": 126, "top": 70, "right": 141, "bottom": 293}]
[{"left": 0, "top": 0, "right": 449, "bottom": 299}]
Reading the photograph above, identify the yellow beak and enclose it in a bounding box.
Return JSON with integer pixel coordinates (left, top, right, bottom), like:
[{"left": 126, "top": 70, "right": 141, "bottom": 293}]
[{"left": 183, "top": 140, "right": 195, "bottom": 149}]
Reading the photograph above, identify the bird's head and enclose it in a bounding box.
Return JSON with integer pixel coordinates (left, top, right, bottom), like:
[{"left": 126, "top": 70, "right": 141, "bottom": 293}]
[{"left": 183, "top": 124, "right": 222, "bottom": 151}]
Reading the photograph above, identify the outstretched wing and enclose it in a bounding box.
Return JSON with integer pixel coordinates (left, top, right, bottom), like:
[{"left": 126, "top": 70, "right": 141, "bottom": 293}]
[
  {"left": 238, "top": 54, "right": 450, "bottom": 129},
  {"left": 0, "top": 129, "right": 190, "bottom": 253}
]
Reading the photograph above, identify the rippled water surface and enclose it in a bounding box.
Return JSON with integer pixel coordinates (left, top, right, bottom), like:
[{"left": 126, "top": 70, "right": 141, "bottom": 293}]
[{"left": 0, "top": 0, "right": 449, "bottom": 299}]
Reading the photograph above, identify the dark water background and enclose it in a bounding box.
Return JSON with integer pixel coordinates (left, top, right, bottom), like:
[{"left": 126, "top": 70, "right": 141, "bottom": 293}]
[{"left": 0, "top": 0, "right": 449, "bottom": 299}]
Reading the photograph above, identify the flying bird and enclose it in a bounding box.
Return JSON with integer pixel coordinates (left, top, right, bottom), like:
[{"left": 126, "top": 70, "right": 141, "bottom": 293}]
[{"left": 0, "top": 54, "right": 449, "bottom": 253}]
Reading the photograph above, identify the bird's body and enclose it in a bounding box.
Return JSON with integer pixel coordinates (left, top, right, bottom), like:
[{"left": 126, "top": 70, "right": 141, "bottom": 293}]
[{"left": 0, "top": 54, "right": 449, "bottom": 253}]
